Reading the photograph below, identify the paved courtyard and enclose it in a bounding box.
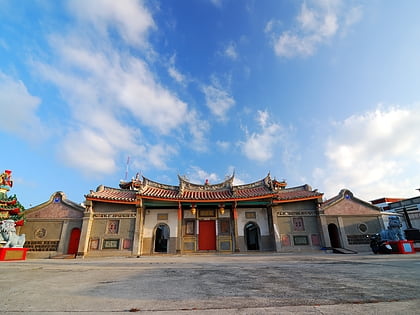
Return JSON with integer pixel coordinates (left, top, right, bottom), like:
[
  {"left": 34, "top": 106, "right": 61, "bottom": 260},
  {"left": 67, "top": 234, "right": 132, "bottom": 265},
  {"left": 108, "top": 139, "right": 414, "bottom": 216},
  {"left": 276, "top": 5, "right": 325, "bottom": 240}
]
[{"left": 1, "top": 253, "right": 420, "bottom": 314}]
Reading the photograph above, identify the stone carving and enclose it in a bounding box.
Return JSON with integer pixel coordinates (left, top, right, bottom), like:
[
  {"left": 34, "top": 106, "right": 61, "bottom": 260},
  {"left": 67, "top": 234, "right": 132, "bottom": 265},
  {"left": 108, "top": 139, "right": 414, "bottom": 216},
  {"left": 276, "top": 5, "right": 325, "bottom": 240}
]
[
  {"left": 379, "top": 216, "right": 406, "bottom": 241},
  {"left": 0, "top": 219, "right": 26, "bottom": 248}
]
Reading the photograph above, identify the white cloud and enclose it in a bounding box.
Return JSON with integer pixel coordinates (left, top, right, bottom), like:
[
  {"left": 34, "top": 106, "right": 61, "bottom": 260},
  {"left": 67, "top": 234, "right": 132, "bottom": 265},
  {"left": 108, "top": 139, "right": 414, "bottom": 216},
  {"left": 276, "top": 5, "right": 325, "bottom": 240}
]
[
  {"left": 68, "top": 0, "right": 155, "bottom": 48},
  {"left": 318, "top": 104, "right": 420, "bottom": 200},
  {"left": 168, "top": 54, "right": 187, "bottom": 85},
  {"left": 224, "top": 42, "right": 238, "bottom": 60},
  {"left": 242, "top": 110, "right": 282, "bottom": 162},
  {"left": 184, "top": 110, "right": 210, "bottom": 152},
  {"left": 34, "top": 0, "right": 206, "bottom": 176},
  {"left": 269, "top": 0, "right": 361, "bottom": 58},
  {"left": 202, "top": 77, "right": 235, "bottom": 121},
  {"left": 0, "top": 72, "right": 48, "bottom": 142}
]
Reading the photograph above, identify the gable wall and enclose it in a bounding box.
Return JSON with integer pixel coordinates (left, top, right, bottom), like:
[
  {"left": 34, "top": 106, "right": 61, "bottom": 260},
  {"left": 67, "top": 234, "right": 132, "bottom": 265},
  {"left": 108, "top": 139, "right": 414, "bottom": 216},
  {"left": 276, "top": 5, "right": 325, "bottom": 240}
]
[
  {"left": 324, "top": 199, "right": 380, "bottom": 216},
  {"left": 25, "top": 202, "right": 84, "bottom": 219}
]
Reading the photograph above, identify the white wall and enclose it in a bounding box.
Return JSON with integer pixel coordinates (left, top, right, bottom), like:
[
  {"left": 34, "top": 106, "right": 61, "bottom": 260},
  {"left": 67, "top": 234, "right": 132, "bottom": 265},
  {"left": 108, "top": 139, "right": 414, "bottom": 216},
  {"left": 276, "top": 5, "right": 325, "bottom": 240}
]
[
  {"left": 143, "top": 209, "right": 178, "bottom": 238},
  {"left": 237, "top": 208, "right": 269, "bottom": 236}
]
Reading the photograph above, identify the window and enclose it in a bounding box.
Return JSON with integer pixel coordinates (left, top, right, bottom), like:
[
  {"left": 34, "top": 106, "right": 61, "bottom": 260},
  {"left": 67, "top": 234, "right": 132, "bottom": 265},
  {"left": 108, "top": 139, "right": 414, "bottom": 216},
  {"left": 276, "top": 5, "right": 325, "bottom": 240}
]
[
  {"left": 358, "top": 223, "right": 368, "bottom": 233},
  {"left": 157, "top": 213, "right": 168, "bottom": 220},
  {"left": 293, "top": 235, "right": 309, "bottom": 245},
  {"left": 293, "top": 217, "right": 305, "bottom": 231},
  {"left": 106, "top": 220, "right": 119, "bottom": 234},
  {"left": 199, "top": 209, "right": 215, "bottom": 217},
  {"left": 90, "top": 239, "right": 99, "bottom": 250},
  {"left": 245, "top": 212, "right": 256, "bottom": 219},
  {"left": 219, "top": 219, "right": 230, "bottom": 235},
  {"left": 103, "top": 239, "right": 119, "bottom": 249},
  {"left": 123, "top": 239, "right": 132, "bottom": 250},
  {"left": 185, "top": 220, "right": 195, "bottom": 235}
]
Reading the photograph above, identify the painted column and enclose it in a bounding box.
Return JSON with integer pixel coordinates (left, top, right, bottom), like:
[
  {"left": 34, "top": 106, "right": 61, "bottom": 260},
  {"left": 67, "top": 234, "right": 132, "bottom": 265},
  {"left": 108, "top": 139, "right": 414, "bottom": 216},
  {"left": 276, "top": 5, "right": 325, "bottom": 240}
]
[
  {"left": 270, "top": 207, "right": 282, "bottom": 252},
  {"left": 132, "top": 198, "right": 143, "bottom": 256},
  {"left": 176, "top": 202, "right": 182, "bottom": 254},
  {"left": 57, "top": 220, "right": 69, "bottom": 254},
  {"left": 337, "top": 216, "right": 349, "bottom": 248},
  {"left": 233, "top": 201, "right": 239, "bottom": 252},
  {"left": 77, "top": 200, "right": 94, "bottom": 257},
  {"left": 319, "top": 215, "right": 330, "bottom": 247}
]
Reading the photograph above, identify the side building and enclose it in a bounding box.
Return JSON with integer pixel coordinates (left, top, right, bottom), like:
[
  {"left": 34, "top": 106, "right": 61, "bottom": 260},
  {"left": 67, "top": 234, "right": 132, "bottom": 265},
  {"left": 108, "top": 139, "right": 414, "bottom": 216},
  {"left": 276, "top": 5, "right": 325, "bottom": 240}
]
[
  {"left": 20, "top": 192, "right": 84, "bottom": 258},
  {"left": 77, "top": 174, "right": 324, "bottom": 257},
  {"left": 319, "top": 189, "right": 387, "bottom": 253}
]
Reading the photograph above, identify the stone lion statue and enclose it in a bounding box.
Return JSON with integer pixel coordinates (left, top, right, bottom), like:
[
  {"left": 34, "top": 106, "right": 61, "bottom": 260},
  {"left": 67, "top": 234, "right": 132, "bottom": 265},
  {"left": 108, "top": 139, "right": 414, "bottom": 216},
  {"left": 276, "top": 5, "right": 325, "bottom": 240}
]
[
  {"left": 0, "top": 219, "right": 25, "bottom": 248},
  {"left": 380, "top": 216, "right": 405, "bottom": 241}
]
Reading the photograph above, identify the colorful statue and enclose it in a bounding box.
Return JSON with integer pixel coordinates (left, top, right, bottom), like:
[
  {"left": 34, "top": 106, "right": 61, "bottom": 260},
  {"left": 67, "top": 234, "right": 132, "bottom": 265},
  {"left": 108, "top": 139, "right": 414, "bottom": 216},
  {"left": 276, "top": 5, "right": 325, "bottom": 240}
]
[
  {"left": 0, "top": 219, "right": 25, "bottom": 248},
  {"left": 0, "top": 170, "right": 25, "bottom": 244},
  {"left": 380, "top": 216, "right": 406, "bottom": 241}
]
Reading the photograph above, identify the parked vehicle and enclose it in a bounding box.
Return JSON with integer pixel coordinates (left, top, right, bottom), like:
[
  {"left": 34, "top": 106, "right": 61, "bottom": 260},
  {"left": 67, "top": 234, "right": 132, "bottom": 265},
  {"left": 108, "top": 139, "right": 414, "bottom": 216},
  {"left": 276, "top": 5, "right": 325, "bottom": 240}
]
[{"left": 370, "top": 233, "right": 392, "bottom": 254}]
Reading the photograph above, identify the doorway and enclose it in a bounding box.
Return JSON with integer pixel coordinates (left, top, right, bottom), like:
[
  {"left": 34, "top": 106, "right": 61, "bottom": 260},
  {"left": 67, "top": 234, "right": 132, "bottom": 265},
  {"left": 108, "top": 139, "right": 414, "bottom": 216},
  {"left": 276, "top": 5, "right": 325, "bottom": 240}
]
[
  {"left": 245, "top": 222, "right": 260, "bottom": 250},
  {"left": 198, "top": 220, "right": 216, "bottom": 250},
  {"left": 328, "top": 223, "right": 341, "bottom": 248},
  {"left": 154, "top": 224, "right": 170, "bottom": 253},
  {"left": 67, "top": 228, "right": 81, "bottom": 255}
]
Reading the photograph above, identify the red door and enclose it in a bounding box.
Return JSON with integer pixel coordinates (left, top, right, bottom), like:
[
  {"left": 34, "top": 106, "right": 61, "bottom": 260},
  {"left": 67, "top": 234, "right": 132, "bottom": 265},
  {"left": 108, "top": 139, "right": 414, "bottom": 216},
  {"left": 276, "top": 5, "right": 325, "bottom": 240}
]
[
  {"left": 199, "top": 220, "right": 216, "bottom": 250},
  {"left": 67, "top": 228, "right": 81, "bottom": 254}
]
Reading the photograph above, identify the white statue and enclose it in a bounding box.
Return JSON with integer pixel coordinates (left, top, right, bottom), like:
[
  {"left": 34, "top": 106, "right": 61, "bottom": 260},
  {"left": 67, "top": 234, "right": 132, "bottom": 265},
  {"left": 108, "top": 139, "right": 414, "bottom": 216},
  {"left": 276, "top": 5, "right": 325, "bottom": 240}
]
[{"left": 0, "top": 219, "right": 25, "bottom": 248}]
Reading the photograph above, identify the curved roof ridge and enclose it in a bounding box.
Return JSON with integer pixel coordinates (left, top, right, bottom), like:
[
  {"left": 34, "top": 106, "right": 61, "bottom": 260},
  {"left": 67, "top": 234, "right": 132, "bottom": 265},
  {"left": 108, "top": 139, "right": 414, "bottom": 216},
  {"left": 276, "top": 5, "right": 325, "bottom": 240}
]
[
  {"left": 234, "top": 173, "right": 272, "bottom": 190},
  {"left": 142, "top": 176, "right": 179, "bottom": 191},
  {"left": 178, "top": 173, "right": 234, "bottom": 191},
  {"left": 281, "top": 184, "right": 313, "bottom": 192}
]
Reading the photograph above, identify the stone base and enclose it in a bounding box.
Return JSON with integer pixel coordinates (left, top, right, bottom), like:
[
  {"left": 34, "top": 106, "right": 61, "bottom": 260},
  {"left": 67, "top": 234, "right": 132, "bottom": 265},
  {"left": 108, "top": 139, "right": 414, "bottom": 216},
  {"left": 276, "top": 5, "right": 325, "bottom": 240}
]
[
  {"left": 388, "top": 240, "right": 415, "bottom": 254},
  {"left": 0, "top": 248, "right": 28, "bottom": 261}
]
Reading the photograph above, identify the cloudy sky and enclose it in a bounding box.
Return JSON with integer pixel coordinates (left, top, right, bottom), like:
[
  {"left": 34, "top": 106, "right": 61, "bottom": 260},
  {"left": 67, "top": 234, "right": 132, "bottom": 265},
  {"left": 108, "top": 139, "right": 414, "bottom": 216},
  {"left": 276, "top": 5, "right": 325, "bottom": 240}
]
[{"left": 1, "top": 0, "right": 419, "bottom": 208}]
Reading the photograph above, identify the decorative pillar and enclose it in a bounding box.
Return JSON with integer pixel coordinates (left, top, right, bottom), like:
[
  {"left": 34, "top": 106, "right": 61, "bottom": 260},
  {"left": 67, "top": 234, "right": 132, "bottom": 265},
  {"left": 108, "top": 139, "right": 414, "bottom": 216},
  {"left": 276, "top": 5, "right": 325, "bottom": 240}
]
[
  {"left": 132, "top": 198, "right": 143, "bottom": 256},
  {"left": 177, "top": 201, "right": 182, "bottom": 254},
  {"left": 233, "top": 201, "right": 239, "bottom": 252},
  {"left": 270, "top": 207, "right": 282, "bottom": 252},
  {"left": 77, "top": 200, "right": 94, "bottom": 257},
  {"left": 337, "top": 216, "right": 349, "bottom": 248},
  {"left": 319, "top": 215, "right": 330, "bottom": 247},
  {"left": 57, "top": 220, "right": 69, "bottom": 254}
]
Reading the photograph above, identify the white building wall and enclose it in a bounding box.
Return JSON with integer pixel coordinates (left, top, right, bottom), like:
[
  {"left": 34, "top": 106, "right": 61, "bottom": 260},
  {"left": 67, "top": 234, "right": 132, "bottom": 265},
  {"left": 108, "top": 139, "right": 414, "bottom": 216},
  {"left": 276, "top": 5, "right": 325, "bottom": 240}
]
[
  {"left": 143, "top": 209, "right": 178, "bottom": 238},
  {"left": 237, "top": 208, "right": 269, "bottom": 236}
]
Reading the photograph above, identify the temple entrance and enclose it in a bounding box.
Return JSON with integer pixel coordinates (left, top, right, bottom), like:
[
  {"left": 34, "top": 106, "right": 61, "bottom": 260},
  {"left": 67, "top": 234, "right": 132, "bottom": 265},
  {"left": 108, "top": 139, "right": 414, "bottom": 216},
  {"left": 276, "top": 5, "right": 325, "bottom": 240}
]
[
  {"left": 328, "top": 223, "right": 341, "bottom": 248},
  {"left": 154, "top": 224, "right": 170, "bottom": 253},
  {"left": 245, "top": 222, "right": 260, "bottom": 250},
  {"left": 198, "top": 220, "right": 216, "bottom": 250},
  {"left": 67, "top": 228, "right": 81, "bottom": 255}
]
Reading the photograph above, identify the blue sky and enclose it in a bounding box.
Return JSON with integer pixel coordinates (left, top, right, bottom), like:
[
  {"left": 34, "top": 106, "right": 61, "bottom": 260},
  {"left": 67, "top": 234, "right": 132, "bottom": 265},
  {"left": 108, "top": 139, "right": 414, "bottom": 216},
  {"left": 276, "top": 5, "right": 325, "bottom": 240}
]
[{"left": 1, "top": 0, "right": 420, "bottom": 208}]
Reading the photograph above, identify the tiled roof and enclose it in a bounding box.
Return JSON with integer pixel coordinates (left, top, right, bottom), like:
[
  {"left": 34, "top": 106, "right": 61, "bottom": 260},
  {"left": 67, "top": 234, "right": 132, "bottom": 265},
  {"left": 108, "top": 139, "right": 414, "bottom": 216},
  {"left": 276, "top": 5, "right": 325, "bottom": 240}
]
[
  {"left": 139, "top": 176, "right": 274, "bottom": 201},
  {"left": 274, "top": 185, "right": 323, "bottom": 202},
  {"left": 86, "top": 185, "right": 137, "bottom": 202},
  {"left": 89, "top": 175, "right": 323, "bottom": 203},
  {"left": 141, "top": 186, "right": 179, "bottom": 199}
]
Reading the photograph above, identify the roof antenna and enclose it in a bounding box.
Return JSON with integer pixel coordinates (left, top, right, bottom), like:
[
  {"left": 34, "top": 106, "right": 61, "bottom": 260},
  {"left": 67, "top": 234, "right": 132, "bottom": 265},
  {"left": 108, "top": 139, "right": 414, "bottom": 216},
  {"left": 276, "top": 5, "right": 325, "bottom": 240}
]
[{"left": 125, "top": 156, "right": 130, "bottom": 180}]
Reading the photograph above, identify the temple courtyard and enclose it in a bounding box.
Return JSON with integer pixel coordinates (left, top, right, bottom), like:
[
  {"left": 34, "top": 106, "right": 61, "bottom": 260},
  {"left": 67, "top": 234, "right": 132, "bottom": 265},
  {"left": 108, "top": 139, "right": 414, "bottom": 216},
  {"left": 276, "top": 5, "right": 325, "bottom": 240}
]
[{"left": 1, "top": 253, "right": 419, "bottom": 314}]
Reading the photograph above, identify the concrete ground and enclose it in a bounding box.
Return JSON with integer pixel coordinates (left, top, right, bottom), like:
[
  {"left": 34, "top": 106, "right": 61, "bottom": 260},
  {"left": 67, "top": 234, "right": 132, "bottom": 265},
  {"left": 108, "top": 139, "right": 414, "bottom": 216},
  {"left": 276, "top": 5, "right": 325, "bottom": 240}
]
[{"left": 1, "top": 252, "right": 419, "bottom": 314}]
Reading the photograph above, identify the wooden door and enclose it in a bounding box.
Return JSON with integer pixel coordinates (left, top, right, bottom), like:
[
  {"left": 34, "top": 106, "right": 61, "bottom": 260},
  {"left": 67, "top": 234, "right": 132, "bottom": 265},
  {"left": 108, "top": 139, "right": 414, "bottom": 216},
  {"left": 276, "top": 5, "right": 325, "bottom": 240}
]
[
  {"left": 67, "top": 228, "right": 81, "bottom": 255},
  {"left": 199, "top": 220, "right": 216, "bottom": 250}
]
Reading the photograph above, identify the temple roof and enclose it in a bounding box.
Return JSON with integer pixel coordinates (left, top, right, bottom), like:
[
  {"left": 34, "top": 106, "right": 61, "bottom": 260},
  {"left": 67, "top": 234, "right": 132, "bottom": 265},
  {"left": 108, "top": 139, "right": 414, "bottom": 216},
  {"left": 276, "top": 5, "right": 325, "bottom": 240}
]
[
  {"left": 86, "top": 185, "right": 137, "bottom": 203},
  {"left": 274, "top": 184, "right": 323, "bottom": 202},
  {"left": 86, "top": 174, "right": 322, "bottom": 203}
]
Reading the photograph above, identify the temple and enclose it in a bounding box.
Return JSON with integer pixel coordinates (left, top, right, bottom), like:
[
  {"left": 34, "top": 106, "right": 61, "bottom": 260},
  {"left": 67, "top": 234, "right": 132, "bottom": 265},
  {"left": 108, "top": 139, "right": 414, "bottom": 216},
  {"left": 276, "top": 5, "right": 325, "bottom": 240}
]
[
  {"left": 76, "top": 173, "right": 324, "bottom": 256},
  {"left": 20, "top": 173, "right": 394, "bottom": 257}
]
